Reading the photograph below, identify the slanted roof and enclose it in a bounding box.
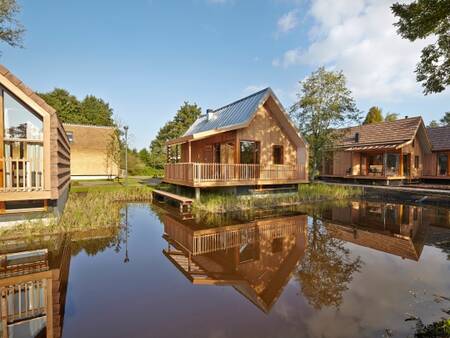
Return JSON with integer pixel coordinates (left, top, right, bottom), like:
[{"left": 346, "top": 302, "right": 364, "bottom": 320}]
[
  {"left": 184, "top": 88, "right": 270, "bottom": 137},
  {"left": 336, "top": 117, "right": 431, "bottom": 152},
  {"left": 427, "top": 126, "right": 450, "bottom": 151},
  {"left": 167, "top": 88, "right": 307, "bottom": 148}
]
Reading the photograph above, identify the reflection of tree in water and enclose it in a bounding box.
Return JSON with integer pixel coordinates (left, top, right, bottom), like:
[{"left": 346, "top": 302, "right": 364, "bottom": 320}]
[{"left": 297, "top": 217, "right": 362, "bottom": 309}]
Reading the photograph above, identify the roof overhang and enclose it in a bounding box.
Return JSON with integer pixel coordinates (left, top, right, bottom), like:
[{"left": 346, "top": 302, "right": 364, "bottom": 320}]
[{"left": 343, "top": 142, "right": 405, "bottom": 152}]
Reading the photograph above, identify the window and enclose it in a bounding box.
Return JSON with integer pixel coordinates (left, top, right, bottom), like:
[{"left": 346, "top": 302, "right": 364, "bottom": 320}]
[
  {"left": 414, "top": 155, "right": 420, "bottom": 169},
  {"left": 213, "top": 143, "right": 221, "bottom": 163},
  {"left": 66, "top": 131, "right": 74, "bottom": 144},
  {"left": 4, "top": 91, "right": 43, "bottom": 140},
  {"left": 438, "top": 153, "right": 448, "bottom": 176},
  {"left": 367, "top": 153, "right": 383, "bottom": 176},
  {"left": 240, "top": 141, "right": 259, "bottom": 164},
  {"left": 273, "top": 145, "right": 283, "bottom": 164},
  {"left": 386, "top": 153, "right": 400, "bottom": 176}
]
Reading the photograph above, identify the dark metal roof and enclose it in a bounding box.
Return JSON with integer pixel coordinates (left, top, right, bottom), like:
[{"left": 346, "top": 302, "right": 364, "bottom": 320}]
[
  {"left": 183, "top": 88, "right": 271, "bottom": 137},
  {"left": 427, "top": 126, "right": 450, "bottom": 151}
]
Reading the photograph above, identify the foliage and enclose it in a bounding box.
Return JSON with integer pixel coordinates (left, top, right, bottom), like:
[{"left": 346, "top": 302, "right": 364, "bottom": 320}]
[
  {"left": 441, "top": 112, "right": 450, "bottom": 126},
  {"left": 149, "top": 102, "right": 201, "bottom": 169},
  {"left": 38, "top": 88, "right": 115, "bottom": 126},
  {"left": 297, "top": 217, "right": 362, "bottom": 309},
  {"left": 428, "top": 120, "right": 441, "bottom": 128},
  {"left": 193, "top": 183, "right": 362, "bottom": 213},
  {"left": 414, "top": 318, "right": 450, "bottom": 338},
  {"left": 0, "top": 0, "right": 24, "bottom": 51},
  {"left": 290, "top": 67, "right": 361, "bottom": 178},
  {"left": 392, "top": 0, "right": 450, "bottom": 94},
  {"left": 385, "top": 112, "right": 399, "bottom": 122},
  {"left": 363, "top": 106, "right": 384, "bottom": 124}
]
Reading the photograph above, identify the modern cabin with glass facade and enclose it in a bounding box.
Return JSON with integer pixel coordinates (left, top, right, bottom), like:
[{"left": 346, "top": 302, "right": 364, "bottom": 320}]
[
  {"left": 321, "top": 117, "right": 432, "bottom": 184},
  {"left": 0, "top": 65, "right": 70, "bottom": 216},
  {"left": 164, "top": 88, "right": 309, "bottom": 195},
  {"left": 423, "top": 126, "right": 450, "bottom": 181}
]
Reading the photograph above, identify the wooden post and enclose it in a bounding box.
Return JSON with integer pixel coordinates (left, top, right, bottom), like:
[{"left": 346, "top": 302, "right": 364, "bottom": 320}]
[
  {"left": 0, "top": 89, "right": 4, "bottom": 189},
  {"left": 1, "top": 287, "right": 8, "bottom": 338},
  {"left": 400, "top": 149, "right": 404, "bottom": 177},
  {"left": 0, "top": 202, "right": 5, "bottom": 214},
  {"left": 46, "top": 278, "right": 53, "bottom": 338},
  {"left": 188, "top": 142, "right": 192, "bottom": 163}
]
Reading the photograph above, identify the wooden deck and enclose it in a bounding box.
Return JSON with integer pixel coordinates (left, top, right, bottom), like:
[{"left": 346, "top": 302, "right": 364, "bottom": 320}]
[
  {"left": 321, "top": 174, "right": 406, "bottom": 181},
  {"left": 164, "top": 162, "right": 308, "bottom": 187},
  {"left": 152, "top": 189, "right": 193, "bottom": 213}
]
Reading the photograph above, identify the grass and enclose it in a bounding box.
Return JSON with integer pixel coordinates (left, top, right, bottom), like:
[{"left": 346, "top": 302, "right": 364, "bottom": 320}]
[
  {"left": 193, "top": 183, "right": 362, "bottom": 213},
  {"left": 0, "top": 180, "right": 154, "bottom": 239}
]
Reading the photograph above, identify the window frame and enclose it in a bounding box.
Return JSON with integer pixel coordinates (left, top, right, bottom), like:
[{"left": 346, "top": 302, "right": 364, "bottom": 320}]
[{"left": 272, "top": 145, "right": 284, "bottom": 165}]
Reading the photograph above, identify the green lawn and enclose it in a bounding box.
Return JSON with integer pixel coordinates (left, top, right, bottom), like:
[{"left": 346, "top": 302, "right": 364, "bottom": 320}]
[{"left": 70, "top": 177, "right": 150, "bottom": 193}]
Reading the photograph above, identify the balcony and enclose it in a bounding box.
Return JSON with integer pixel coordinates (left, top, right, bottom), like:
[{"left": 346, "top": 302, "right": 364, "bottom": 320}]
[
  {"left": 164, "top": 162, "right": 307, "bottom": 187},
  {"left": 0, "top": 158, "right": 44, "bottom": 192}
]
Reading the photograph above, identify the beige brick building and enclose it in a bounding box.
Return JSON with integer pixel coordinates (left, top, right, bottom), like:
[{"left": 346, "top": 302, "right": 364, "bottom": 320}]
[{"left": 63, "top": 124, "right": 120, "bottom": 180}]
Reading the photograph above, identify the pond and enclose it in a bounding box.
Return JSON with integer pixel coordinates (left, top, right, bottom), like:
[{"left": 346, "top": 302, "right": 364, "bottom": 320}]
[{"left": 1, "top": 199, "right": 450, "bottom": 338}]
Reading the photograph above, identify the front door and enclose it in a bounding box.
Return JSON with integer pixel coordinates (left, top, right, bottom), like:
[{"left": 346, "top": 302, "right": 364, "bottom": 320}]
[{"left": 403, "top": 154, "right": 411, "bottom": 177}]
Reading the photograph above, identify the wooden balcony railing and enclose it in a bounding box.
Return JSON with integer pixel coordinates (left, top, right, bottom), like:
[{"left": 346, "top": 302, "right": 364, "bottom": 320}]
[
  {"left": 164, "top": 162, "right": 306, "bottom": 185},
  {"left": 0, "top": 158, "right": 44, "bottom": 192}
]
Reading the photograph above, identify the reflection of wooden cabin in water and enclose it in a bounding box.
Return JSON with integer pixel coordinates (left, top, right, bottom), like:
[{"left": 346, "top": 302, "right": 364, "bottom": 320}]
[
  {"left": 319, "top": 201, "right": 427, "bottom": 261},
  {"left": 161, "top": 212, "right": 307, "bottom": 313},
  {"left": 0, "top": 236, "right": 71, "bottom": 338}
]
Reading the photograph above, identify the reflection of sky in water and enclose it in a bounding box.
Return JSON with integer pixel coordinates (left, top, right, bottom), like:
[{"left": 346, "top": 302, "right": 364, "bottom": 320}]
[
  {"left": 58, "top": 203, "right": 450, "bottom": 338},
  {"left": 272, "top": 243, "right": 450, "bottom": 338},
  {"left": 4, "top": 91, "right": 43, "bottom": 139}
]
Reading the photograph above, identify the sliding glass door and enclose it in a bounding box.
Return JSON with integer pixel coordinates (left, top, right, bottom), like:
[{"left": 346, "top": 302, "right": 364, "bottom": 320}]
[{"left": 438, "top": 153, "right": 449, "bottom": 176}]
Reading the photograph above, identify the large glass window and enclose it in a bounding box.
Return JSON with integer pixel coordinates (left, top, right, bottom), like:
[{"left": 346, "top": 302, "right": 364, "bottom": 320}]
[
  {"left": 438, "top": 153, "right": 448, "bottom": 176},
  {"left": 386, "top": 153, "right": 400, "bottom": 176},
  {"left": 4, "top": 92, "right": 43, "bottom": 140},
  {"left": 240, "top": 141, "right": 259, "bottom": 164},
  {"left": 367, "top": 154, "right": 383, "bottom": 176}
]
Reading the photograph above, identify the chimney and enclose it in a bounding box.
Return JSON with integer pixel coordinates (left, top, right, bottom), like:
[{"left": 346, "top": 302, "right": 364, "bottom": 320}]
[
  {"left": 405, "top": 116, "right": 409, "bottom": 119},
  {"left": 207, "top": 109, "right": 214, "bottom": 121},
  {"left": 355, "top": 132, "right": 360, "bottom": 143}
]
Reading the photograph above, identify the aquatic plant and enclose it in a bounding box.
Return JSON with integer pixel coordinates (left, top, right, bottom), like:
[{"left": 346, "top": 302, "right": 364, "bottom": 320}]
[{"left": 193, "top": 183, "right": 362, "bottom": 213}]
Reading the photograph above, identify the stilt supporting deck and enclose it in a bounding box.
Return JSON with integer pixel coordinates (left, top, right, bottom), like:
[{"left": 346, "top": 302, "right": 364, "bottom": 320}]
[{"left": 195, "top": 188, "right": 201, "bottom": 201}]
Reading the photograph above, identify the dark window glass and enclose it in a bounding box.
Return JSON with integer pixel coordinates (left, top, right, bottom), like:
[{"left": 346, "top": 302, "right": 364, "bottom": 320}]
[
  {"left": 213, "top": 143, "right": 221, "bottom": 163},
  {"left": 438, "top": 153, "right": 448, "bottom": 176},
  {"left": 273, "top": 145, "right": 283, "bottom": 164},
  {"left": 66, "top": 131, "right": 74, "bottom": 144},
  {"left": 240, "top": 141, "right": 259, "bottom": 164},
  {"left": 414, "top": 155, "right": 419, "bottom": 169}
]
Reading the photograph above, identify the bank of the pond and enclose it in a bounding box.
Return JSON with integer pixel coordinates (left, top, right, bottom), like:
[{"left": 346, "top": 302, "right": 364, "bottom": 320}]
[
  {"left": 0, "top": 186, "right": 153, "bottom": 238},
  {"left": 193, "top": 183, "right": 362, "bottom": 213}
]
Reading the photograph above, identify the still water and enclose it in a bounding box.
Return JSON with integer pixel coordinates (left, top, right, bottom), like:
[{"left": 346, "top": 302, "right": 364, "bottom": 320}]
[{"left": 1, "top": 199, "right": 450, "bottom": 338}]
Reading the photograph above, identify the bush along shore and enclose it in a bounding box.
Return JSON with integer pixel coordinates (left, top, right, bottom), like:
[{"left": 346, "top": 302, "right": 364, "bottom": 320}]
[
  {"left": 0, "top": 186, "right": 153, "bottom": 238},
  {"left": 193, "top": 183, "right": 363, "bottom": 213}
]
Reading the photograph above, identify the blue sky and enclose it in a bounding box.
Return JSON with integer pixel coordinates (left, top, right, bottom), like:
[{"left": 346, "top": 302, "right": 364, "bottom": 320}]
[{"left": 3, "top": 0, "right": 449, "bottom": 149}]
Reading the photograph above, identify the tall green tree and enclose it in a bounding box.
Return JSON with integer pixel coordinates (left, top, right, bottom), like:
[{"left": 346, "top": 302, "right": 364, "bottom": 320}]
[
  {"left": 392, "top": 0, "right": 450, "bottom": 94},
  {"left": 0, "top": 0, "right": 24, "bottom": 51},
  {"left": 289, "top": 67, "right": 361, "bottom": 178},
  {"left": 80, "top": 95, "right": 114, "bottom": 126},
  {"left": 384, "top": 112, "right": 399, "bottom": 122},
  {"left": 38, "top": 89, "right": 83, "bottom": 124},
  {"left": 441, "top": 112, "right": 450, "bottom": 126},
  {"left": 149, "top": 102, "right": 201, "bottom": 169},
  {"left": 363, "top": 106, "right": 384, "bottom": 124},
  {"left": 38, "top": 88, "right": 115, "bottom": 126}
]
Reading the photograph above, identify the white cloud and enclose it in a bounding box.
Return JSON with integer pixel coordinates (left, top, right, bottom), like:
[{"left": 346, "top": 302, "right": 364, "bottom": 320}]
[
  {"left": 273, "top": 0, "right": 434, "bottom": 101},
  {"left": 276, "top": 10, "right": 299, "bottom": 35}
]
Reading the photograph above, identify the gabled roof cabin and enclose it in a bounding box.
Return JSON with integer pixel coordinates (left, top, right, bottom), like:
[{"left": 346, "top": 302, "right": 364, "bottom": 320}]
[
  {"left": 0, "top": 65, "right": 70, "bottom": 216},
  {"left": 423, "top": 126, "right": 450, "bottom": 180},
  {"left": 321, "top": 117, "right": 432, "bottom": 183},
  {"left": 164, "top": 88, "right": 309, "bottom": 189}
]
